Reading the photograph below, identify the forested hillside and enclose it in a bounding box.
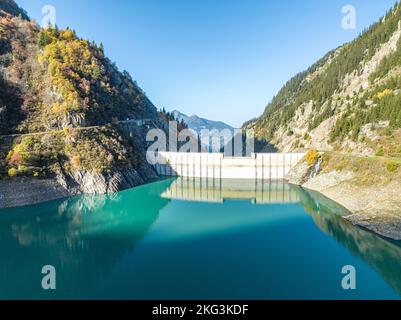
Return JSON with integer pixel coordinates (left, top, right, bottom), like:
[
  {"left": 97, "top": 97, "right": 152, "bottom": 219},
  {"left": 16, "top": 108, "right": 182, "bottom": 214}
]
[
  {"left": 0, "top": 0, "right": 28, "bottom": 20},
  {"left": 247, "top": 2, "right": 401, "bottom": 157},
  {"left": 0, "top": 0, "right": 158, "bottom": 181}
]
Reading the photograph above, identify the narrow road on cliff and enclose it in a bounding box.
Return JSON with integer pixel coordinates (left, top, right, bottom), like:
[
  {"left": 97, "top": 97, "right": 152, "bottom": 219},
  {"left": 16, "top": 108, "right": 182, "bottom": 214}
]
[{"left": 0, "top": 119, "right": 157, "bottom": 140}]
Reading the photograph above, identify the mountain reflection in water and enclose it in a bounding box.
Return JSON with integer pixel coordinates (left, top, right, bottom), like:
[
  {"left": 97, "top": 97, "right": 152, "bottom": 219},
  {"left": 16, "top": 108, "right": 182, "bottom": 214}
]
[{"left": 0, "top": 177, "right": 400, "bottom": 299}]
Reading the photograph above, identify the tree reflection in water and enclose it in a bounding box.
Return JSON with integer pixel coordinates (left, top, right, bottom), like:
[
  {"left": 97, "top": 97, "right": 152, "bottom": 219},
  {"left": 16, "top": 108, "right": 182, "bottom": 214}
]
[
  {"left": 0, "top": 179, "right": 173, "bottom": 299},
  {"left": 298, "top": 188, "right": 401, "bottom": 297},
  {"left": 1, "top": 177, "right": 401, "bottom": 299}
]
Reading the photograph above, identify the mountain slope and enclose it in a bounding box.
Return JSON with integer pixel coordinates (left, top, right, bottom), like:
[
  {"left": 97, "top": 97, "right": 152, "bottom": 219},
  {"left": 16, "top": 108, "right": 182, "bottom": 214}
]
[
  {"left": 247, "top": 2, "right": 401, "bottom": 157},
  {"left": 251, "top": 1, "right": 401, "bottom": 239},
  {"left": 0, "top": 17, "right": 157, "bottom": 134},
  {"left": 0, "top": 0, "right": 28, "bottom": 19},
  {"left": 172, "top": 110, "right": 234, "bottom": 134},
  {"left": 0, "top": 0, "right": 159, "bottom": 200}
]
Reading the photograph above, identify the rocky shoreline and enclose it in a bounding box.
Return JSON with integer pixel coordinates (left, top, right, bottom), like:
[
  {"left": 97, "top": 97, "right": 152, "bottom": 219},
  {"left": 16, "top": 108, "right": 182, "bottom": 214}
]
[
  {"left": 0, "top": 163, "right": 158, "bottom": 209},
  {"left": 286, "top": 157, "right": 401, "bottom": 241},
  {"left": 2, "top": 151, "right": 400, "bottom": 242}
]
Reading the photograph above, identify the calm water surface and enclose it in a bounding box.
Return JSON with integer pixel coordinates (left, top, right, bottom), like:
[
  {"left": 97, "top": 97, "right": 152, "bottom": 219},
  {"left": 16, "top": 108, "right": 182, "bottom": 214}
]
[{"left": 0, "top": 178, "right": 401, "bottom": 300}]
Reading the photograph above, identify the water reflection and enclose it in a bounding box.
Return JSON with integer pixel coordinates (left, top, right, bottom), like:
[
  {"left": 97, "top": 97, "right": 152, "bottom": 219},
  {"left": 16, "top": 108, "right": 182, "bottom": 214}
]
[
  {"left": 299, "top": 188, "right": 401, "bottom": 297},
  {"left": 0, "top": 177, "right": 400, "bottom": 299},
  {"left": 0, "top": 179, "right": 173, "bottom": 299},
  {"left": 161, "top": 177, "right": 301, "bottom": 204}
]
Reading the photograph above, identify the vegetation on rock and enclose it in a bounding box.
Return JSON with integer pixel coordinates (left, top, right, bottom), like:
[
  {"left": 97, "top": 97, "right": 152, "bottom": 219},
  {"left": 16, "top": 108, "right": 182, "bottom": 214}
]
[
  {"left": 306, "top": 149, "right": 320, "bottom": 167},
  {"left": 0, "top": 0, "right": 158, "bottom": 180}
]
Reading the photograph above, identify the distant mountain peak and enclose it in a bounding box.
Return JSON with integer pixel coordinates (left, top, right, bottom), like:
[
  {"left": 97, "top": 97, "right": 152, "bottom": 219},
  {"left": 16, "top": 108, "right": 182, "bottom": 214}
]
[{"left": 172, "top": 110, "right": 234, "bottom": 134}]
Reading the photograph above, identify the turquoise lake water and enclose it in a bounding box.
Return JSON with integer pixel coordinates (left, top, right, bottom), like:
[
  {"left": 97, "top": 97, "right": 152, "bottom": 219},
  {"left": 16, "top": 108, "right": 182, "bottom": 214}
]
[{"left": 0, "top": 177, "right": 401, "bottom": 300}]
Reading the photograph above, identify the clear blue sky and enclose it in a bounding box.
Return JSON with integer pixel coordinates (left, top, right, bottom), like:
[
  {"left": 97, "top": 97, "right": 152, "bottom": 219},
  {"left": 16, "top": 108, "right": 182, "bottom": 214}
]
[{"left": 18, "top": 0, "right": 399, "bottom": 127}]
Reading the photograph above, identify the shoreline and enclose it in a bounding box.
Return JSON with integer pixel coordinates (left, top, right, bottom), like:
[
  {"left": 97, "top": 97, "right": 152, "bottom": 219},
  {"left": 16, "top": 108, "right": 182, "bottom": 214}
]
[
  {"left": 0, "top": 178, "right": 70, "bottom": 209},
  {"left": 303, "top": 182, "right": 401, "bottom": 241},
  {"left": 0, "top": 163, "right": 159, "bottom": 209},
  {"left": 286, "top": 155, "right": 401, "bottom": 241},
  {"left": 2, "top": 162, "right": 400, "bottom": 243}
]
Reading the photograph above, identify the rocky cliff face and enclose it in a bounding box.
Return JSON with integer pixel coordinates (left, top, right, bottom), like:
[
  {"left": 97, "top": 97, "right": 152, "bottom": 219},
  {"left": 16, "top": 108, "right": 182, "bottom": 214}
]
[
  {"left": 59, "top": 168, "right": 153, "bottom": 195},
  {"left": 0, "top": 161, "right": 159, "bottom": 209}
]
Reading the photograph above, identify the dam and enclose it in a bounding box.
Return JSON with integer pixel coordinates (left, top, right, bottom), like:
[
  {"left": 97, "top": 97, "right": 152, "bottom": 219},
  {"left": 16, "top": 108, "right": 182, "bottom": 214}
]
[{"left": 148, "top": 152, "right": 306, "bottom": 180}]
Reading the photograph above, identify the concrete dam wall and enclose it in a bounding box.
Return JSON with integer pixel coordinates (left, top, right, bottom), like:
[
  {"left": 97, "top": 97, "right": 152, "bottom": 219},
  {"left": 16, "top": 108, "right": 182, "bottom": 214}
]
[{"left": 148, "top": 152, "right": 306, "bottom": 180}]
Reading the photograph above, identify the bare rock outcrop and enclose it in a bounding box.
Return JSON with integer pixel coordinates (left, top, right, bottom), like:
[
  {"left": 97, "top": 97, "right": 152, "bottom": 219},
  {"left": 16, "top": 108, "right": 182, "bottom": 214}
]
[{"left": 0, "top": 162, "right": 159, "bottom": 209}]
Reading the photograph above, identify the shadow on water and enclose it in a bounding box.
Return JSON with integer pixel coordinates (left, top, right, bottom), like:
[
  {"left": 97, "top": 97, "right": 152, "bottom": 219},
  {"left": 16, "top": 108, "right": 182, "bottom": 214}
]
[
  {"left": 0, "top": 177, "right": 401, "bottom": 299},
  {"left": 0, "top": 178, "right": 174, "bottom": 299},
  {"left": 298, "top": 187, "right": 401, "bottom": 297}
]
